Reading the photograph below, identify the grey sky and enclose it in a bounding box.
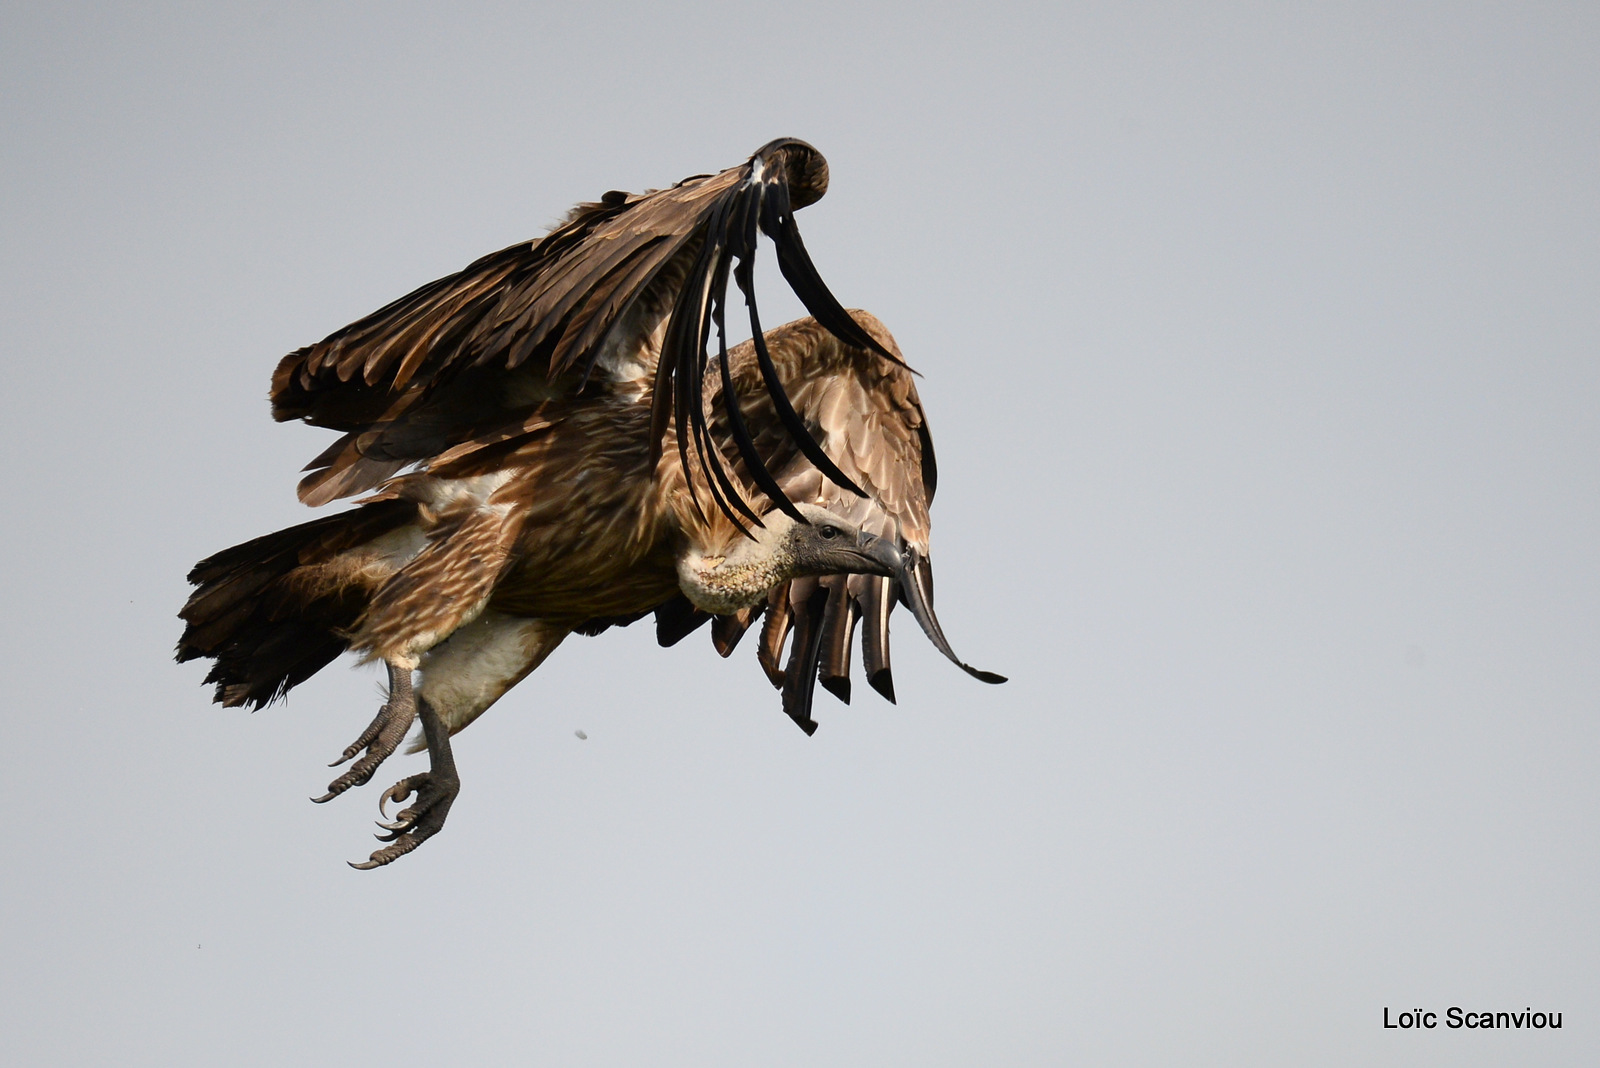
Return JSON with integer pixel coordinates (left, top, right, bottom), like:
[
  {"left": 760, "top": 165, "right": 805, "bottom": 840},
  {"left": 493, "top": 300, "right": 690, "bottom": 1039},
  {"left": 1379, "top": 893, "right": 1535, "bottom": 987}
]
[{"left": 2, "top": 2, "right": 1596, "bottom": 1064}]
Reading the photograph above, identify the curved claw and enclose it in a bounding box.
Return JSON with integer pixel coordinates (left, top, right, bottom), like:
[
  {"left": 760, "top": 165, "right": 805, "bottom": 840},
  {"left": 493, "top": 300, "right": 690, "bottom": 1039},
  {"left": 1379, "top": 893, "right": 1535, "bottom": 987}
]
[
  {"left": 385, "top": 782, "right": 417, "bottom": 805},
  {"left": 348, "top": 833, "right": 429, "bottom": 870},
  {"left": 342, "top": 692, "right": 457, "bottom": 872},
  {"left": 348, "top": 774, "right": 458, "bottom": 870},
  {"left": 312, "top": 759, "right": 384, "bottom": 805},
  {"left": 377, "top": 778, "right": 421, "bottom": 822},
  {"left": 327, "top": 742, "right": 363, "bottom": 769},
  {"left": 374, "top": 804, "right": 423, "bottom": 835}
]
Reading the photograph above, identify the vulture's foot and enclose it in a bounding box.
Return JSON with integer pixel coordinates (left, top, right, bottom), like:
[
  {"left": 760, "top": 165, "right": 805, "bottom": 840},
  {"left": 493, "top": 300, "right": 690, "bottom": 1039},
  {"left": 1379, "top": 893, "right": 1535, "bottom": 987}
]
[
  {"left": 311, "top": 661, "right": 417, "bottom": 804},
  {"left": 350, "top": 698, "right": 459, "bottom": 870}
]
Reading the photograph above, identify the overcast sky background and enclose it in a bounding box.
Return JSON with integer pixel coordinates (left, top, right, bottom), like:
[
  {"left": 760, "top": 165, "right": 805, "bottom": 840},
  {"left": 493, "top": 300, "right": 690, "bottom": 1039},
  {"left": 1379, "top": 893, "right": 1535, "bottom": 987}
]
[{"left": 2, "top": 2, "right": 1596, "bottom": 1064}]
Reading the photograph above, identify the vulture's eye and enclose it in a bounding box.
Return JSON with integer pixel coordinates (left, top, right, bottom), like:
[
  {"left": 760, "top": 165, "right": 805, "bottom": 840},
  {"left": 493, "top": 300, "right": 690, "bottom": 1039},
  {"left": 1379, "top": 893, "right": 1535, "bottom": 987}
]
[{"left": 818, "top": 525, "right": 841, "bottom": 540}]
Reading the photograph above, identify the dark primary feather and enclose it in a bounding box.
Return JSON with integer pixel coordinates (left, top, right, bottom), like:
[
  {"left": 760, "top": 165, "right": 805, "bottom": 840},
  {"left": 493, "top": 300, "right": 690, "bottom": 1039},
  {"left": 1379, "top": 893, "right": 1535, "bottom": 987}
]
[
  {"left": 272, "top": 139, "right": 898, "bottom": 524},
  {"left": 817, "top": 575, "right": 857, "bottom": 705},
  {"left": 711, "top": 605, "right": 762, "bottom": 657},
  {"left": 653, "top": 594, "right": 712, "bottom": 647},
  {"left": 779, "top": 578, "right": 828, "bottom": 736},
  {"left": 859, "top": 575, "right": 897, "bottom": 703}
]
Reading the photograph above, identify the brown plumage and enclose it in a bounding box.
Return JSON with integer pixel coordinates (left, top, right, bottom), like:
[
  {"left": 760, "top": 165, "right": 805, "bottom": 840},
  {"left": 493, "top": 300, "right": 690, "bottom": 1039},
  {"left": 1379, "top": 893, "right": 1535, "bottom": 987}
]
[{"left": 178, "top": 140, "right": 1001, "bottom": 868}]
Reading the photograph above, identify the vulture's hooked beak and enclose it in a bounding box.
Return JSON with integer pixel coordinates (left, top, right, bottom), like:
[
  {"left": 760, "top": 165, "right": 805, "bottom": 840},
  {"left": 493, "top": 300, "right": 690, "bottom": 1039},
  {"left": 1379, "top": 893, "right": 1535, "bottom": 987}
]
[
  {"left": 853, "top": 529, "right": 906, "bottom": 579},
  {"left": 857, "top": 535, "right": 1007, "bottom": 686}
]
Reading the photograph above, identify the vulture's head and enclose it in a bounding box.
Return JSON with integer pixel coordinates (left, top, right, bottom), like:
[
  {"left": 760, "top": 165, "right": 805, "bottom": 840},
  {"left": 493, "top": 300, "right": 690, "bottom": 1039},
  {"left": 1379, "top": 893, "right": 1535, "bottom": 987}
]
[
  {"left": 678, "top": 503, "right": 900, "bottom": 615},
  {"left": 677, "top": 500, "right": 1006, "bottom": 686},
  {"left": 776, "top": 503, "right": 903, "bottom": 581}
]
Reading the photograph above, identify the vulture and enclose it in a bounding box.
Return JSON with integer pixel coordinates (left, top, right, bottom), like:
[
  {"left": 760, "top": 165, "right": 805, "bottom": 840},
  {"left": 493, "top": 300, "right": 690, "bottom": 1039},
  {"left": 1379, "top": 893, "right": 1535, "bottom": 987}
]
[{"left": 177, "top": 138, "right": 1003, "bottom": 868}]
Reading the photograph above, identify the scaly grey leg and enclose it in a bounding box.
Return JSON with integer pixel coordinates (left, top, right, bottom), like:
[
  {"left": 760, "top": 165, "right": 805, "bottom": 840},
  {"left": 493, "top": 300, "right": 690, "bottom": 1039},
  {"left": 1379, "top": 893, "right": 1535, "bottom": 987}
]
[
  {"left": 311, "top": 661, "right": 416, "bottom": 804},
  {"left": 349, "top": 697, "right": 460, "bottom": 870}
]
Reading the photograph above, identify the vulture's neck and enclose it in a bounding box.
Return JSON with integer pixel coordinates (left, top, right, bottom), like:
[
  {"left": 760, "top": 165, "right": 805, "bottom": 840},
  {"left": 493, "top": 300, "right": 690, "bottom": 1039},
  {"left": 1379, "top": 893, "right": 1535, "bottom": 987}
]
[{"left": 677, "top": 515, "right": 797, "bottom": 614}]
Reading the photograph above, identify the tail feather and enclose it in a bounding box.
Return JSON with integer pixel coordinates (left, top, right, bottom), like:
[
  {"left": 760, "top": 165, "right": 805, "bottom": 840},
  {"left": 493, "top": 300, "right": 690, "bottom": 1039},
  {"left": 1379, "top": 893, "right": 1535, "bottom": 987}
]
[{"left": 177, "top": 498, "right": 416, "bottom": 708}]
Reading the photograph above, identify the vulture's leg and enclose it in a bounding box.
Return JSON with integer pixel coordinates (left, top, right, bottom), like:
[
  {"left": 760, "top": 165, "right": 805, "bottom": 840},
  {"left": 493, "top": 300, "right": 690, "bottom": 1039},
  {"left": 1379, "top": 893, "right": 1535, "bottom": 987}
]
[
  {"left": 311, "top": 660, "right": 417, "bottom": 804},
  {"left": 347, "top": 613, "right": 568, "bottom": 870},
  {"left": 349, "top": 698, "right": 459, "bottom": 869}
]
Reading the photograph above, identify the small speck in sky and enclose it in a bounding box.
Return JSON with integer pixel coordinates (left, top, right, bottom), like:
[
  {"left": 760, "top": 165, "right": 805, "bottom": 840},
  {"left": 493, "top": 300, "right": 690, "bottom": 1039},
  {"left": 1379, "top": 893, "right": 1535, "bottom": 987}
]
[{"left": 574, "top": 730, "right": 587, "bottom": 740}]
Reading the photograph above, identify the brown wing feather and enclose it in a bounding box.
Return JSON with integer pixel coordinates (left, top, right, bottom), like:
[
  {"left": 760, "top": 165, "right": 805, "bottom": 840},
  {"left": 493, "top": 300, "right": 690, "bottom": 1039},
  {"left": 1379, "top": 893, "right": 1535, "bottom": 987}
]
[
  {"left": 780, "top": 578, "right": 826, "bottom": 735},
  {"left": 708, "top": 312, "right": 931, "bottom": 550},
  {"left": 692, "top": 311, "right": 935, "bottom": 728},
  {"left": 711, "top": 603, "right": 763, "bottom": 657},
  {"left": 817, "top": 575, "right": 857, "bottom": 704},
  {"left": 272, "top": 139, "right": 877, "bottom": 511},
  {"left": 272, "top": 180, "right": 727, "bottom": 504},
  {"left": 758, "top": 584, "right": 792, "bottom": 688}
]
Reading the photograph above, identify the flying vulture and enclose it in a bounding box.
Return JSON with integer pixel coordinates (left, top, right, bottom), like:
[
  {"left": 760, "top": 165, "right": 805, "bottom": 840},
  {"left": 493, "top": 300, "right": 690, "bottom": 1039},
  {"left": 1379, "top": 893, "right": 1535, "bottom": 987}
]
[{"left": 177, "top": 138, "right": 1003, "bottom": 868}]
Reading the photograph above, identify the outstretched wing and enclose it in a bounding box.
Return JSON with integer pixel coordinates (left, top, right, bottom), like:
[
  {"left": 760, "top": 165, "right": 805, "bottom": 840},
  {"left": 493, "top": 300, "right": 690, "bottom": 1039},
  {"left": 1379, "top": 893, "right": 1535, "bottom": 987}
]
[
  {"left": 271, "top": 138, "right": 895, "bottom": 510},
  {"left": 657, "top": 312, "right": 1001, "bottom": 734}
]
